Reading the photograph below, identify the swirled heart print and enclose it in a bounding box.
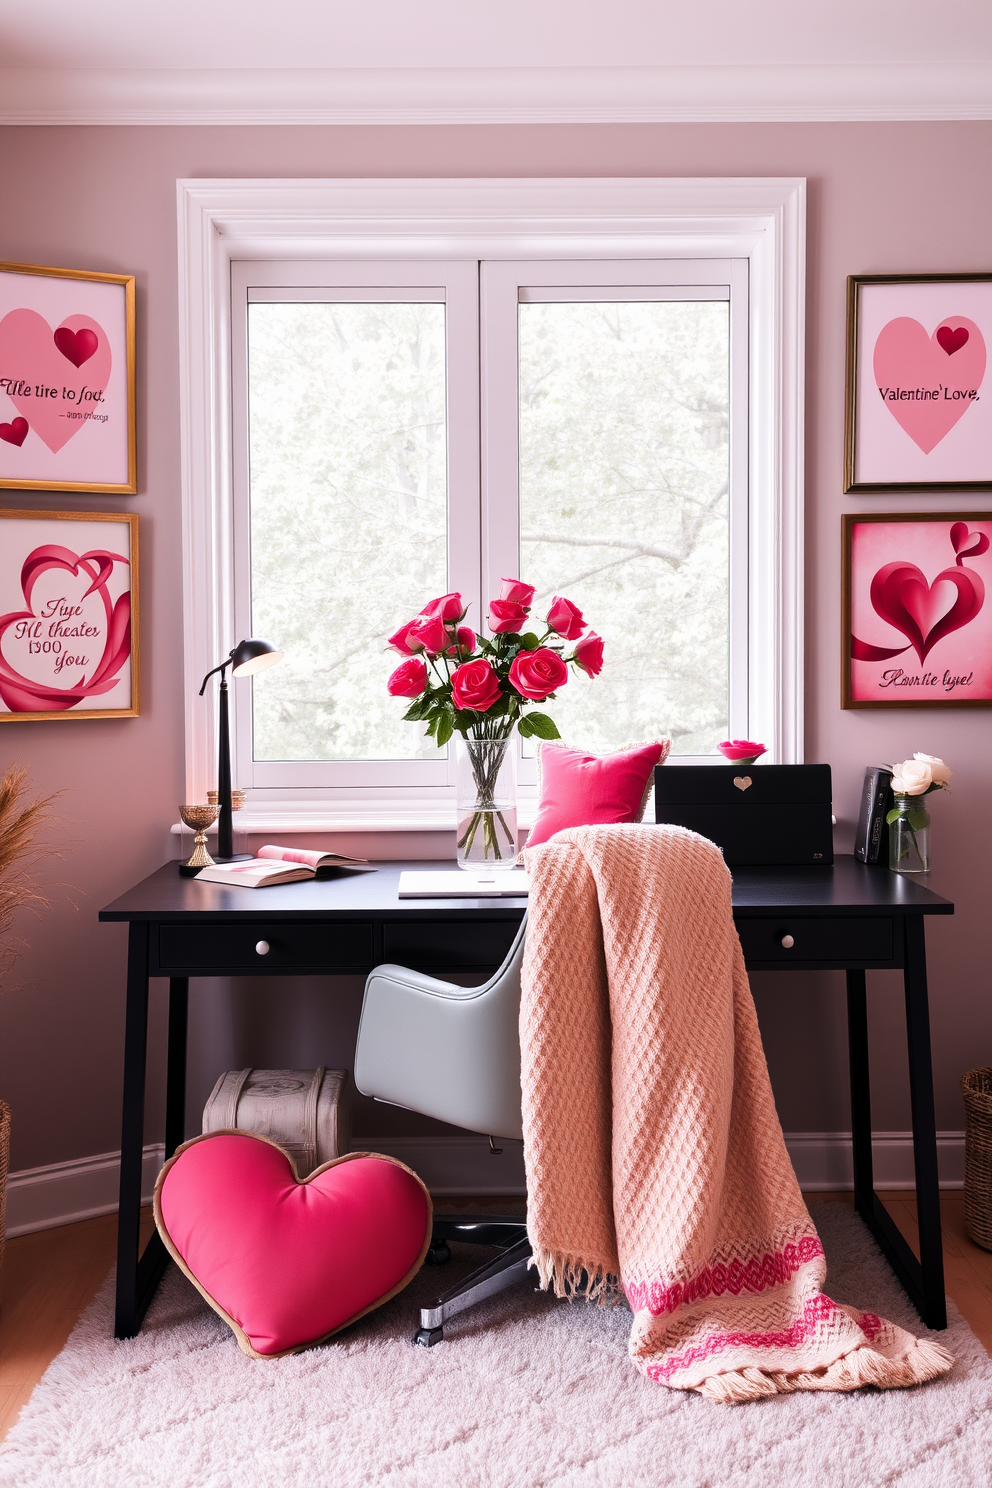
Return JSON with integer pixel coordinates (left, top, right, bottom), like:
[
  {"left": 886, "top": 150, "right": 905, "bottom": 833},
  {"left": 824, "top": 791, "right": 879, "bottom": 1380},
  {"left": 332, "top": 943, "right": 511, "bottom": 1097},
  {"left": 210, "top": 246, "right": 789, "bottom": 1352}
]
[
  {"left": 848, "top": 517, "right": 992, "bottom": 705},
  {"left": 0, "top": 514, "right": 136, "bottom": 718}
]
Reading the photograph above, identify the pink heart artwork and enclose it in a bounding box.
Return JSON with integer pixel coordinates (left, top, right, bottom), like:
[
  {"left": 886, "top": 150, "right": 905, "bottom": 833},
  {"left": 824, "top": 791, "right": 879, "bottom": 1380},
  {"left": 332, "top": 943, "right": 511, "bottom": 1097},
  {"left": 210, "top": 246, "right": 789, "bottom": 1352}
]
[
  {"left": 0, "top": 309, "right": 111, "bottom": 454},
  {"left": 0, "top": 543, "right": 131, "bottom": 712},
  {"left": 865, "top": 551, "right": 985, "bottom": 665},
  {"left": 873, "top": 316, "right": 987, "bottom": 454},
  {"left": 155, "top": 1134, "right": 432, "bottom": 1359}
]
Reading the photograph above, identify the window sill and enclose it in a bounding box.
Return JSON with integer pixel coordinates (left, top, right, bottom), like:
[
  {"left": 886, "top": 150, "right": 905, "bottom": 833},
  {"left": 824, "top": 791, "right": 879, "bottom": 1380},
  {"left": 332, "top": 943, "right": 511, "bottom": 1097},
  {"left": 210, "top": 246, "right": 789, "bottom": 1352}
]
[{"left": 170, "top": 801, "right": 539, "bottom": 835}]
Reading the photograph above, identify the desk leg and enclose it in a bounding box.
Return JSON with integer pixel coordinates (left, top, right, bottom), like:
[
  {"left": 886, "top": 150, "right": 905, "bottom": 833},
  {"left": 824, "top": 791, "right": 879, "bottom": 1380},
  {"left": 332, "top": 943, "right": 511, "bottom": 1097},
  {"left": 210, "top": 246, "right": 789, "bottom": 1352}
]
[
  {"left": 114, "top": 925, "right": 170, "bottom": 1340},
  {"left": 843, "top": 930, "right": 946, "bottom": 1331},
  {"left": 165, "top": 978, "right": 189, "bottom": 1158},
  {"left": 846, "top": 970, "right": 874, "bottom": 1203},
  {"left": 903, "top": 915, "right": 946, "bottom": 1329}
]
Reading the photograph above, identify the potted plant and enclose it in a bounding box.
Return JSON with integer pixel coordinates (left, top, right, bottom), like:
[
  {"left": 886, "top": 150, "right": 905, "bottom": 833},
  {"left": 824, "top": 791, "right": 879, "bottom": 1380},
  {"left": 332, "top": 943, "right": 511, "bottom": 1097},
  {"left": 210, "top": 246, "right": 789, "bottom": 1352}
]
[{"left": 0, "top": 767, "right": 57, "bottom": 1300}]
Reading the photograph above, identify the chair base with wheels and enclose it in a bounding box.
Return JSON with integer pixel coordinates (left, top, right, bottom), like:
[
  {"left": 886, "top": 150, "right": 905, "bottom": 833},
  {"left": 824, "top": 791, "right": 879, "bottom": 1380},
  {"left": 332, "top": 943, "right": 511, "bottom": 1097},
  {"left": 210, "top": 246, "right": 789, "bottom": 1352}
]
[
  {"left": 354, "top": 918, "right": 531, "bottom": 1345},
  {"left": 414, "top": 1215, "right": 530, "bottom": 1346}
]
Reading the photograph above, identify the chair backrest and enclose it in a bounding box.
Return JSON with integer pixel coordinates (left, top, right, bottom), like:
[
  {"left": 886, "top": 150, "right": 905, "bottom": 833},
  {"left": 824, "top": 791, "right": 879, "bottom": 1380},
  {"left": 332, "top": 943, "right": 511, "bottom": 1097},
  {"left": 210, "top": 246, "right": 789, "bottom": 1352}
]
[{"left": 354, "top": 915, "right": 526, "bottom": 1141}]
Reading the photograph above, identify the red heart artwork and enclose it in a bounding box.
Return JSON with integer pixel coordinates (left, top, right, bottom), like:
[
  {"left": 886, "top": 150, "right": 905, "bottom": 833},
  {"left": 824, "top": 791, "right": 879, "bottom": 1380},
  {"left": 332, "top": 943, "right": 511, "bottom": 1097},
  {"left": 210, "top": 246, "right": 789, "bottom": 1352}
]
[
  {"left": 873, "top": 316, "right": 986, "bottom": 454},
  {"left": 0, "top": 417, "right": 28, "bottom": 447},
  {"left": 868, "top": 557, "right": 985, "bottom": 664},
  {"left": 53, "top": 326, "right": 99, "bottom": 368},
  {"left": 0, "top": 308, "right": 112, "bottom": 454},
  {"left": 936, "top": 325, "right": 969, "bottom": 356},
  {"left": 0, "top": 543, "right": 131, "bottom": 712},
  {"left": 155, "top": 1134, "right": 432, "bottom": 1358}
]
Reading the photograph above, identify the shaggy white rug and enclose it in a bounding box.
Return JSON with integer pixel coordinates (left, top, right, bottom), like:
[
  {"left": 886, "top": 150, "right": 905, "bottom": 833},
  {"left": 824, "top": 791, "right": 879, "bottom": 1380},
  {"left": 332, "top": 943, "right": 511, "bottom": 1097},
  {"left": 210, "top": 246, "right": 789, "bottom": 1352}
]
[{"left": 1, "top": 1205, "right": 989, "bottom": 1488}]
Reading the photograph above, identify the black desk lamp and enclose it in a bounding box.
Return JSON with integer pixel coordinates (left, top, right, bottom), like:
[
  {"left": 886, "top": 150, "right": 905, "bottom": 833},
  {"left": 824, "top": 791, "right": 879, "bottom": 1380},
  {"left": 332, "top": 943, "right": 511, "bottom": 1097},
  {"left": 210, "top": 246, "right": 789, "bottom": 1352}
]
[{"left": 199, "top": 638, "right": 283, "bottom": 860}]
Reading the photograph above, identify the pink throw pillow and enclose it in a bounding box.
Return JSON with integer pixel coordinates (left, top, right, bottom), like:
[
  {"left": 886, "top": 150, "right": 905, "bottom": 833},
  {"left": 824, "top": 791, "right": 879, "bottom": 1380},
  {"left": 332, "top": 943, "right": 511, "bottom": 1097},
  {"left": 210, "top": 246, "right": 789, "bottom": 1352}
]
[
  {"left": 154, "top": 1133, "right": 432, "bottom": 1358},
  {"left": 526, "top": 740, "right": 670, "bottom": 849}
]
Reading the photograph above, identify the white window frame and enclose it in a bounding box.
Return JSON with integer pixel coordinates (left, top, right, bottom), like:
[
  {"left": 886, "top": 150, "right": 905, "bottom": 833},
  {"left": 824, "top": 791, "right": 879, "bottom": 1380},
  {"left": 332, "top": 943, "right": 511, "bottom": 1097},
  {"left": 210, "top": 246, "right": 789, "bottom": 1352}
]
[{"left": 177, "top": 177, "right": 805, "bottom": 832}]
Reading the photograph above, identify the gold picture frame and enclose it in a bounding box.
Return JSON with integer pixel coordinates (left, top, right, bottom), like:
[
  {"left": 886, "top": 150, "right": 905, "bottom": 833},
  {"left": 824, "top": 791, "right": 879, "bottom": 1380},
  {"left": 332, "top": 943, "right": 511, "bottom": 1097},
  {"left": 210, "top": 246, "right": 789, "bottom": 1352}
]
[
  {"left": 0, "top": 509, "right": 139, "bottom": 721},
  {"left": 0, "top": 261, "right": 136, "bottom": 495},
  {"left": 844, "top": 273, "right": 992, "bottom": 494}
]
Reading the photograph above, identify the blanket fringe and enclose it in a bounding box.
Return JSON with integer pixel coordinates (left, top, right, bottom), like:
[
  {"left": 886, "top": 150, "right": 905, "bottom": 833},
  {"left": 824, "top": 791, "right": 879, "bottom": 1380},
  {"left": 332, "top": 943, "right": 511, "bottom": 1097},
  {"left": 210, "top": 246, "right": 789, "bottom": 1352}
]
[
  {"left": 530, "top": 1249, "right": 619, "bottom": 1306},
  {"left": 693, "top": 1336, "right": 954, "bottom": 1404}
]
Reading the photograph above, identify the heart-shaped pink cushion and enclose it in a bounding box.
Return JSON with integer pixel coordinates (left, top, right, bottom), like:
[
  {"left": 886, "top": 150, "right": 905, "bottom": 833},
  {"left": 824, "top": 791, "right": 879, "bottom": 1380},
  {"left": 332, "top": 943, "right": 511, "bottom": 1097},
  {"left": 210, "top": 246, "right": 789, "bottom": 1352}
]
[{"left": 154, "top": 1134, "right": 432, "bottom": 1358}]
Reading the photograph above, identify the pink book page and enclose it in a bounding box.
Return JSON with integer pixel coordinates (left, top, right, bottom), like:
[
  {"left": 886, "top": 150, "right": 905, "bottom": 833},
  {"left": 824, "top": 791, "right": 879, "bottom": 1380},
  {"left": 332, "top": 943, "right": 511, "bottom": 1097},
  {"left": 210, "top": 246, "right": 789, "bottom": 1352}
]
[{"left": 257, "top": 844, "right": 323, "bottom": 868}]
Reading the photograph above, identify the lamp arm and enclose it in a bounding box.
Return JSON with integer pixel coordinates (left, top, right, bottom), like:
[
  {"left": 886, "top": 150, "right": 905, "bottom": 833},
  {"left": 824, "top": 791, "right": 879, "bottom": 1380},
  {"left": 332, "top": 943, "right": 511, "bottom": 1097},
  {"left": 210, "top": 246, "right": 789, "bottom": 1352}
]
[{"left": 198, "top": 658, "right": 231, "bottom": 696}]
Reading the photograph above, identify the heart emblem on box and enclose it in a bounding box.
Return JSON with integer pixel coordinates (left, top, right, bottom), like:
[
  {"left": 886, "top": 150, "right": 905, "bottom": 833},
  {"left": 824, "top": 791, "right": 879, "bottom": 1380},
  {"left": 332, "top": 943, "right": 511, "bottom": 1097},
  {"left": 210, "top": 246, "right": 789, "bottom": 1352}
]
[
  {"left": 154, "top": 1133, "right": 432, "bottom": 1358},
  {"left": 733, "top": 776, "right": 752, "bottom": 791}
]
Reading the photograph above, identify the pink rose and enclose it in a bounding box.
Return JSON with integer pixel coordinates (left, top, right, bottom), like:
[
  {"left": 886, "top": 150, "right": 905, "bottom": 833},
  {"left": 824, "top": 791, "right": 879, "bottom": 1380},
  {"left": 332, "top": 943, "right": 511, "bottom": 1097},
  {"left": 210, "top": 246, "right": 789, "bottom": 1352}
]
[
  {"left": 387, "top": 657, "right": 428, "bottom": 698},
  {"left": 509, "top": 647, "right": 569, "bottom": 701},
  {"left": 717, "top": 739, "right": 766, "bottom": 762},
  {"left": 407, "top": 614, "right": 449, "bottom": 655},
  {"left": 447, "top": 625, "right": 477, "bottom": 658},
  {"left": 451, "top": 658, "right": 502, "bottom": 712},
  {"left": 574, "top": 631, "right": 604, "bottom": 677},
  {"left": 489, "top": 599, "right": 529, "bottom": 634},
  {"left": 500, "top": 578, "right": 536, "bottom": 607},
  {"left": 387, "top": 619, "right": 421, "bottom": 655},
  {"left": 546, "top": 596, "right": 585, "bottom": 640},
  {"left": 419, "top": 592, "right": 465, "bottom": 622}
]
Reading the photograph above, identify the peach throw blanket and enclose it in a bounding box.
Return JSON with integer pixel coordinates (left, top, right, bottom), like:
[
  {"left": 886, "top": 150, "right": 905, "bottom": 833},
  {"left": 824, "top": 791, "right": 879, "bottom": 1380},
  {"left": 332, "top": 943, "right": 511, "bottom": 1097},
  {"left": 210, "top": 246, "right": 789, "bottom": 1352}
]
[{"left": 521, "top": 824, "right": 952, "bottom": 1402}]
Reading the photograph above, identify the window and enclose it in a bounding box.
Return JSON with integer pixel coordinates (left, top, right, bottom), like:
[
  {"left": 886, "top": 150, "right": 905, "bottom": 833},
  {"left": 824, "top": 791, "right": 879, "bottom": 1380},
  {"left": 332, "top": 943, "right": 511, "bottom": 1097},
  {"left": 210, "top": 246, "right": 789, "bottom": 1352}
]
[{"left": 179, "top": 180, "right": 804, "bottom": 825}]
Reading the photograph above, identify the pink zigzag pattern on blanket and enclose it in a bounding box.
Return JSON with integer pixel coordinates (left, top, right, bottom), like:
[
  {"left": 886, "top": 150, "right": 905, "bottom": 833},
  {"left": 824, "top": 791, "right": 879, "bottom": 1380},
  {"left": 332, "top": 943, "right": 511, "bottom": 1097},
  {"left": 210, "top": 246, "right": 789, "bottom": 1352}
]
[
  {"left": 625, "top": 1234, "right": 825, "bottom": 1317},
  {"left": 646, "top": 1293, "right": 844, "bottom": 1383}
]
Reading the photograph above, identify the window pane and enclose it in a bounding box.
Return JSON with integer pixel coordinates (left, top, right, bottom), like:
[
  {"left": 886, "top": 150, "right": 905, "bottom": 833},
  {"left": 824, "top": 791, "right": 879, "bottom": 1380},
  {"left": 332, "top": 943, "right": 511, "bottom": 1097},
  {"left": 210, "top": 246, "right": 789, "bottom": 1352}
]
[
  {"left": 518, "top": 299, "right": 730, "bottom": 755},
  {"left": 247, "top": 302, "right": 447, "bottom": 761}
]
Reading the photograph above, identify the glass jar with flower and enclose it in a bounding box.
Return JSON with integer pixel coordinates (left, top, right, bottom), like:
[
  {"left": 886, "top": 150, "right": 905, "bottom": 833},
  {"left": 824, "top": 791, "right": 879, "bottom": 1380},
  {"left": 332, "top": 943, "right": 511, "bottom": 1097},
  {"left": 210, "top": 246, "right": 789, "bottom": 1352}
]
[
  {"left": 886, "top": 753, "right": 951, "bottom": 874},
  {"left": 386, "top": 581, "right": 604, "bottom": 870}
]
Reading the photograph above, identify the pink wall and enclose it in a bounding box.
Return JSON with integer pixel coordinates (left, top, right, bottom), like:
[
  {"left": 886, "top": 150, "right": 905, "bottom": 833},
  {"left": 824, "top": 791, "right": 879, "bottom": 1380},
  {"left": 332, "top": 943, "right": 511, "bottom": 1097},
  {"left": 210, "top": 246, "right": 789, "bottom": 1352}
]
[{"left": 0, "top": 122, "right": 990, "bottom": 1175}]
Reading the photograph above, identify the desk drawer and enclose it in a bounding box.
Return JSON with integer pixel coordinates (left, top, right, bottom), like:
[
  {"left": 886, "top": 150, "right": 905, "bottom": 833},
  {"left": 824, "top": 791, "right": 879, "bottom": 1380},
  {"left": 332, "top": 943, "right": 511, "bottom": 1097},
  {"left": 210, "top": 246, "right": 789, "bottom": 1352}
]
[
  {"left": 382, "top": 920, "right": 519, "bottom": 970},
  {"left": 736, "top": 916, "right": 894, "bottom": 964},
  {"left": 157, "top": 921, "right": 372, "bottom": 973}
]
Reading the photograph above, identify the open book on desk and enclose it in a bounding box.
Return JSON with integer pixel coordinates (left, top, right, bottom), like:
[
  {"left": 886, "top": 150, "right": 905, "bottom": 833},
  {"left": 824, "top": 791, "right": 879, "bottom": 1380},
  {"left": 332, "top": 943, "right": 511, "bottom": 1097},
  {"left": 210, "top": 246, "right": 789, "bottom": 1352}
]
[{"left": 195, "top": 844, "right": 373, "bottom": 889}]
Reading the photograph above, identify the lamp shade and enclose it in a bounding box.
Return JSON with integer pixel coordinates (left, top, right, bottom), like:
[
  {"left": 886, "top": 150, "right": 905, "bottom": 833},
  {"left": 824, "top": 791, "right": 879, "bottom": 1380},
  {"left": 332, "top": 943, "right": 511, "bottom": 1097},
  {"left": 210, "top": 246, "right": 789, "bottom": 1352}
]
[{"left": 229, "top": 638, "right": 283, "bottom": 678}]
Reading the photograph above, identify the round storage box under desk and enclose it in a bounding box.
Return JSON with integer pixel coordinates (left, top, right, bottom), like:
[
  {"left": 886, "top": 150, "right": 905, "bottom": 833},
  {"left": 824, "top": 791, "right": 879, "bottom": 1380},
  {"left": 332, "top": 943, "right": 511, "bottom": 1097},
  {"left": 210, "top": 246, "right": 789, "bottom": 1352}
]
[{"left": 202, "top": 1068, "right": 351, "bottom": 1178}]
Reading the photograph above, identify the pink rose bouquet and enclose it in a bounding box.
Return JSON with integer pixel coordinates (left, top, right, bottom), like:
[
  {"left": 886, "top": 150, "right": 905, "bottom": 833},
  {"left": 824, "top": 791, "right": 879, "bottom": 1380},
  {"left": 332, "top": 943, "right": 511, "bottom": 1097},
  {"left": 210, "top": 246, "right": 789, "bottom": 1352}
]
[{"left": 386, "top": 580, "right": 604, "bottom": 862}]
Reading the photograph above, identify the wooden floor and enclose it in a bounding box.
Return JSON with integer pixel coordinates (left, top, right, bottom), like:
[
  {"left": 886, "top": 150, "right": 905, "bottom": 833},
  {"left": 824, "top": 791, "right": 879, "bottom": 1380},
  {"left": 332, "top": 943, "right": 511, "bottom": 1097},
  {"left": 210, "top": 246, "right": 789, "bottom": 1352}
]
[{"left": 1, "top": 1193, "right": 991, "bottom": 1444}]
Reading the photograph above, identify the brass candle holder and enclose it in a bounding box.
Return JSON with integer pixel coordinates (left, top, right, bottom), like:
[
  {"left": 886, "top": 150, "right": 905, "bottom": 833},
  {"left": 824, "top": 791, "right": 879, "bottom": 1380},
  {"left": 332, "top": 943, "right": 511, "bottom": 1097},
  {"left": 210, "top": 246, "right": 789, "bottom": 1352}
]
[{"left": 178, "top": 803, "right": 221, "bottom": 876}]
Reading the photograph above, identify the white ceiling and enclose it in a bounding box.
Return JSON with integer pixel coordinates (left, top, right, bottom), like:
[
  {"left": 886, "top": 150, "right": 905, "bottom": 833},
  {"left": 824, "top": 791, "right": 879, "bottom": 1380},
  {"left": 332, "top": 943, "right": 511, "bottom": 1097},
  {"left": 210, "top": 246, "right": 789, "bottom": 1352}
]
[
  {"left": 0, "top": 0, "right": 990, "bottom": 122},
  {"left": 2, "top": 0, "right": 990, "bottom": 71}
]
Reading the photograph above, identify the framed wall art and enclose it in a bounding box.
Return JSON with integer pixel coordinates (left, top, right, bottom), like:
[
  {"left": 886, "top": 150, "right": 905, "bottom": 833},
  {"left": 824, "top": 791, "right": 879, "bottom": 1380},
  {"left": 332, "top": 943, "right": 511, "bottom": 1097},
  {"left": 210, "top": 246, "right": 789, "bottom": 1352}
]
[
  {"left": 0, "top": 262, "right": 136, "bottom": 494},
  {"left": 0, "top": 510, "right": 139, "bottom": 721},
  {"left": 844, "top": 273, "right": 992, "bottom": 493},
  {"left": 842, "top": 513, "right": 992, "bottom": 709}
]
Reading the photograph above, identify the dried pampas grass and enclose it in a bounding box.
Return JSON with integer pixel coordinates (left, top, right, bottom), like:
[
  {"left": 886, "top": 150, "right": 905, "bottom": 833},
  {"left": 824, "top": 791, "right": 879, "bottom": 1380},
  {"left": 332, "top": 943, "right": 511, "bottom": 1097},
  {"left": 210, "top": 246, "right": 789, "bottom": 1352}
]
[{"left": 0, "top": 766, "right": 60, "bottom": 991}]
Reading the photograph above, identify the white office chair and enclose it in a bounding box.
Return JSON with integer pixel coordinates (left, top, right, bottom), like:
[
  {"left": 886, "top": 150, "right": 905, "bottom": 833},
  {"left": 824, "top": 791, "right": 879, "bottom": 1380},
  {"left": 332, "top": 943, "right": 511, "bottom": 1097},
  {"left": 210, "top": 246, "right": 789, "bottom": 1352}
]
[{"left": 354, "top": 916, "right": 529, "bottom": 1346}]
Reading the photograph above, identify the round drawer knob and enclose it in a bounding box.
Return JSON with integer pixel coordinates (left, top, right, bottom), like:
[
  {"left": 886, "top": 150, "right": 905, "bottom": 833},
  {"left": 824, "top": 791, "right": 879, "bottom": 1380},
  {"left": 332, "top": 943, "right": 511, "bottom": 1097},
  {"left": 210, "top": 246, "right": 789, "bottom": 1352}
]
[
  {"left": 255, "top": 940, "right": 270, "bottom": 956},
  {"left": 781, "top": 934, "right": 795, "bottom": 949}
]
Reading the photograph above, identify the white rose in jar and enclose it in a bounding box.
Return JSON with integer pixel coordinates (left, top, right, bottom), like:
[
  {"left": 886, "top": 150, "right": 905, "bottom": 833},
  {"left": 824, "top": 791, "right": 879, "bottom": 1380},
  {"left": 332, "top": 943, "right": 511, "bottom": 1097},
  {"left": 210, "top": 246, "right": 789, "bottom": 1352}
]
[
  {"left": 913, "top": 752, "right": 952, "bottom": 788},
  {"left": 891, "top": 759, "right": 933, "bottom": 796}
]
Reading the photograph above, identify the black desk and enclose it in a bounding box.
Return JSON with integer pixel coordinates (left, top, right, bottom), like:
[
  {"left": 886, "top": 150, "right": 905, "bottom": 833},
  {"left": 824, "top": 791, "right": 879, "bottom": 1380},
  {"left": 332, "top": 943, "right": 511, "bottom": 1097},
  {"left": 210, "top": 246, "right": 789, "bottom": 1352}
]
[{"left": 100, "top": 855, "right": 953, "bottom": 1338}]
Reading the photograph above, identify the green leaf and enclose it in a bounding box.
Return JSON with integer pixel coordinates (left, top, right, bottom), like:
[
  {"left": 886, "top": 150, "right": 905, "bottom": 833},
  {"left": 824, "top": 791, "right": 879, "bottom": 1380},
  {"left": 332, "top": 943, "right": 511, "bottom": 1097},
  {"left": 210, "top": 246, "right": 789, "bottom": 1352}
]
[
  {"left": 519, "top": 633, "right": 540, "bottom": 651},
  {"left": 435, "top": 712, "right": 455, "bottom": 747},
  {"left": 885, "top": 808, "right": 901, "bottom": 826},
  {"left": 402, "top": 696, "right": 433, "bottom": 722},
  {"left": 522, "top": 711, "right": 560, "bottom": 740},
  {"left": 517, "top": 714, "right": 536, "bottom": 738}
]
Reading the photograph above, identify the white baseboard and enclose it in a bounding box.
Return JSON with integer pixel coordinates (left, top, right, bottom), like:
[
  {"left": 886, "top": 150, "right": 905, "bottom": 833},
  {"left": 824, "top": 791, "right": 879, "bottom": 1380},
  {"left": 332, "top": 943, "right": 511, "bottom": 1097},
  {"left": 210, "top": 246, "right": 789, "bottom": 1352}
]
[
  {"left": 1, "top": 1130, "right": 964, "bottom": 1237},
  {"left": 5, "top": 1143, "right": 165, "bottom": 1239},
  {"left": 784, "top": 1131, "right": 965, "bottom": 1192}
]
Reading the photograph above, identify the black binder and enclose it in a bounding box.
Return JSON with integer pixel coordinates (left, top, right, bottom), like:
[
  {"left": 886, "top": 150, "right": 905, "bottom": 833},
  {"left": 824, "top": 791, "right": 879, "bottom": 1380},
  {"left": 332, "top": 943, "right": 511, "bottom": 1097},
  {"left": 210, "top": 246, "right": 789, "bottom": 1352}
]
[{"left": 653, "top": 764, "right": 834, "bottom": 867}]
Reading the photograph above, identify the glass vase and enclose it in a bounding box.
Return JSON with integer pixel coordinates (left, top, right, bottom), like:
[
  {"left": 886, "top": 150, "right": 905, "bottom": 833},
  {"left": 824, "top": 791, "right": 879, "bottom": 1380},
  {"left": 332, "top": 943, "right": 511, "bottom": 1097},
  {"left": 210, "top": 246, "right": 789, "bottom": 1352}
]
[
  {"left": 888, "top": 795, "right": 931, "bottom": 874},
  {"left": 455, "top": 733, "right": 518, "bottom": 871}
]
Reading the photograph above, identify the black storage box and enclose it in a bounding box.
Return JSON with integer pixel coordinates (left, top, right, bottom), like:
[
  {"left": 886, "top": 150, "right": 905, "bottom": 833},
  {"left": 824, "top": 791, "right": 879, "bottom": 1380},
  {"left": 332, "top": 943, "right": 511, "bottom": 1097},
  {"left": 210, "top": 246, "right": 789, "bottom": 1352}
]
[{"left": 653, "top": 764, "right": 834, "bottom": 867}]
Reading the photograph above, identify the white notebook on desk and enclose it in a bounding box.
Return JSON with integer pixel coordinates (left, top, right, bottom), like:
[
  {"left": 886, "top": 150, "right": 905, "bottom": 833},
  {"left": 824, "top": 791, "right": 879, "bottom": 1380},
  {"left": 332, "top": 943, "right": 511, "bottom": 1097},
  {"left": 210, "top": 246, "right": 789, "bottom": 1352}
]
[{"left": 398, "top": 870, "right": 529, "bottom": 898}]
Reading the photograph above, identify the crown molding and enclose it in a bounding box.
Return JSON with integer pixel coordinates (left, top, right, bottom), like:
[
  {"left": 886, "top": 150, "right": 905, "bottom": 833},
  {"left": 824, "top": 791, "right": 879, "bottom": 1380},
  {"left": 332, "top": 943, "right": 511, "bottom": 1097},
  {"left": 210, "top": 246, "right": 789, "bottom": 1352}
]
[{"left": 1, "top": 63, "right": 991, "bottom": 125}]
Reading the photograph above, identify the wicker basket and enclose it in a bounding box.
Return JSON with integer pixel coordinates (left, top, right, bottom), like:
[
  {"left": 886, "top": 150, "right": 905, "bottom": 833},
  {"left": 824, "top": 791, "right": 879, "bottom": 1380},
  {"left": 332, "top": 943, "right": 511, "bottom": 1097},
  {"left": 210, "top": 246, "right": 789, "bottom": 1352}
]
[
  {"left": 962, "top": 1068, "right": 992, "bottom": 1250},
  {"left": 0, "top": 1101, "right": 9, "bottom": 1304}
]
